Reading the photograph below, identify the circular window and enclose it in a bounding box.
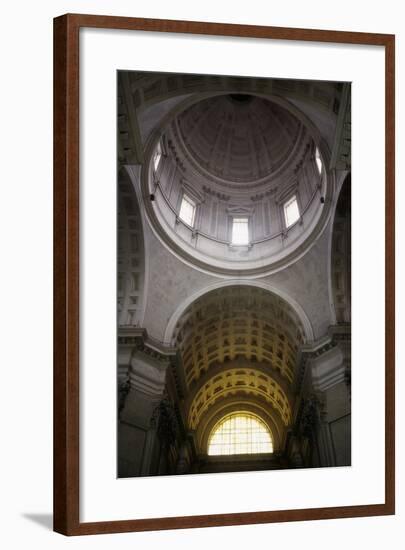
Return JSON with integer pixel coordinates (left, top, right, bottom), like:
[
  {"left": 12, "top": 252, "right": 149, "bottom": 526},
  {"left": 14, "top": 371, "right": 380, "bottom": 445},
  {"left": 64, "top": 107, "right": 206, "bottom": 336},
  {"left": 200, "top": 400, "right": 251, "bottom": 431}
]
[{"left": 207, "top": 412, "right": 273, "bottom": 456}]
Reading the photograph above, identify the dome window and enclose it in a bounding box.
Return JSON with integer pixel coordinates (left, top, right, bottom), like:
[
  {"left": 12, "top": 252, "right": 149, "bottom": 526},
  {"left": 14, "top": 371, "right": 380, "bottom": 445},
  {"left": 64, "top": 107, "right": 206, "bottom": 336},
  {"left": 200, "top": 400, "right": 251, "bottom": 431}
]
[
  {"left": 179, "top": 194, "right": 196, "bottom": 227},
  {"left": 315, "top": 147, "right": 323, "bottom": 175},
  {"left": 153, "top": 141, "right": 163, "bottom": 172},
  {"left": 231, "top": 217, "right": 249, "bottom": 245},
  {"left": 284, "top": 195, "right": 300, "bottom": 228},
  {"left": 208, "top": 412, "right": 273, "bottom": 456}
]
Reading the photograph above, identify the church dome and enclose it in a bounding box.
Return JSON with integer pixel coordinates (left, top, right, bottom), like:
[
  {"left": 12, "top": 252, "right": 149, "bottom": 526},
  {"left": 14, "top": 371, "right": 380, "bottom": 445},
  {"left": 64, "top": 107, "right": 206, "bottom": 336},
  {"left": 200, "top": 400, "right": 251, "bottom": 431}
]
[{"left": 143, "top": 93, "right": 332, "bottom": 276}]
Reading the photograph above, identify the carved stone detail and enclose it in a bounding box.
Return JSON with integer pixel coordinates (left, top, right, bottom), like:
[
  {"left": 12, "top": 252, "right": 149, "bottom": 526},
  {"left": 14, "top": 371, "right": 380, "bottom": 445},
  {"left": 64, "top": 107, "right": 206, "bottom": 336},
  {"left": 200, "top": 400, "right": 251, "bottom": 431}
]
[
  {"left": 152, "top": 397, "right": 179, "bottom": 447},
  {"left": 118, "top": 374, "right": 131, "bottom": 419}
]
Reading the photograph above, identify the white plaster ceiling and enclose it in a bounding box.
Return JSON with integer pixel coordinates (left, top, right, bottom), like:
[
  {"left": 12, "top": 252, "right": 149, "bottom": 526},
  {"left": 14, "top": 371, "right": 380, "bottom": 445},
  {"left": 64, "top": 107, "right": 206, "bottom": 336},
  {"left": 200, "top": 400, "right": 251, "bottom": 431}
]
[{"left": 175, "top": 94, "right": 304, "bottom": 187}]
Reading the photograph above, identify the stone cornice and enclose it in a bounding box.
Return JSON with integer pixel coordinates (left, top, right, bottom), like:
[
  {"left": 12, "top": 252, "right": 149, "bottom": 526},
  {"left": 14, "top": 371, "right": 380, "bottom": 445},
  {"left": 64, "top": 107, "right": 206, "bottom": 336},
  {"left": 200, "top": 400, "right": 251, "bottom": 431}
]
[
  {"left": 295, "top": 325, "right": 351, "bottom": 394},
  {"left": 118, "top": 327, "right": 187, "bottom": 402},
  {"left": 118, "top": 327, "right": 177, "bottom": 360}
]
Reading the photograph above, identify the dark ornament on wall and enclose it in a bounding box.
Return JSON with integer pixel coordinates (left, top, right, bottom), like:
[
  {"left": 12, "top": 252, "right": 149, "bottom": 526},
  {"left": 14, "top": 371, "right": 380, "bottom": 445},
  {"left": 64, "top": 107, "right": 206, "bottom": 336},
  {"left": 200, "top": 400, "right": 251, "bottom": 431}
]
[
  {"left": 152, "top": 398, "right": 179, "bottom": 447},
  {"left": 118, "top": 375, "right": 131, "bottom": 419},
  {"left": 300, "top": 395, "right": 321, "bottom": 439}
]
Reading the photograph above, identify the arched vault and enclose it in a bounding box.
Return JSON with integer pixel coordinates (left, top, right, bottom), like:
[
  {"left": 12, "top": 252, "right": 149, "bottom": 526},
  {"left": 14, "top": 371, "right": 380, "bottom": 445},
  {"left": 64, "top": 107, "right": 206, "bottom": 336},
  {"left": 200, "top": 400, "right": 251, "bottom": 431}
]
[{"left": 171, "top": 285, "right": 308, "bottom": 444}]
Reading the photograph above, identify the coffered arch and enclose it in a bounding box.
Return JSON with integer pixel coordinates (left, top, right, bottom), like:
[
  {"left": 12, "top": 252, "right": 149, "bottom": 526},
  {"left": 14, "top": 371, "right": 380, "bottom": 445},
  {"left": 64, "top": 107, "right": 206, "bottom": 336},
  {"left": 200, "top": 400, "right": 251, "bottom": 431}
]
[
  {"left": 187, "top": 366, "right": 292, "bottom": 431},
  {"left": 169, "top": 285, "right": 306, "bottom": 443},
  {"left": 172, "top": 286, "right": 306, "bottom": 389}
]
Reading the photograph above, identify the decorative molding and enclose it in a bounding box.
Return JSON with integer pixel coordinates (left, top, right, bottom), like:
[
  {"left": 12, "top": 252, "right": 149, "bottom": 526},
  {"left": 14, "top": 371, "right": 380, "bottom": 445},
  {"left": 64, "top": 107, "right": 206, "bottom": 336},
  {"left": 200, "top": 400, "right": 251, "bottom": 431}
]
[
  {"left": 294, "top": 393, "right": 326, "bottom": 440},
  {"left": 152, "top": 397, "right": 179, "bottom": 446},
  {"left": 250, "top": 187, "right": 278, "bottom": 201},
  {"left": 225, "top": 205, "right": 255, "bottom": 215},
  {"left": 129, "top": 360, "right": 167, "bottom": 398},
  {"left": 181, "top": 178, "right": 205, "bottom": 203},
  {"left": 167, "top": 138, "right": 186, "bottom": 172},
  {"left": 187, "top": 366, "right": 292, "bottom": 430},
  {"left": 118, "top": 327, "right": 177, "bottom": 359},
  {"left": 295, "top": 326, "right": 351, "bottom": 394},
  {"left": 202, "top": 184, "right": 230, "bottom": 201},
  {"left": 118, "top": 373, "right": 131, "bottom": 419}
]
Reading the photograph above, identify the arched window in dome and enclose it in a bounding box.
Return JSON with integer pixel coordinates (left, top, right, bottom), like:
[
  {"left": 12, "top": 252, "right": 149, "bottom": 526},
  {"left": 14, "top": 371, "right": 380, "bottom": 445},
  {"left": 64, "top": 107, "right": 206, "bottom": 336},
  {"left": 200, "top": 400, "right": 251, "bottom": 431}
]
[
  {"left": 153, "top": 141, "right": 163, "bottom": 172},
  {"left": 283, "top": 195, "right": 300, "bottom": 228},
  {"left": 208, "top": 413, "right": 273, "bottom": 456},
  {"left": 179, "top": 193, "right": 196, "bottom": 227},
  {"left": 315, "top": 147, "right": 323, "bottom": 175}
]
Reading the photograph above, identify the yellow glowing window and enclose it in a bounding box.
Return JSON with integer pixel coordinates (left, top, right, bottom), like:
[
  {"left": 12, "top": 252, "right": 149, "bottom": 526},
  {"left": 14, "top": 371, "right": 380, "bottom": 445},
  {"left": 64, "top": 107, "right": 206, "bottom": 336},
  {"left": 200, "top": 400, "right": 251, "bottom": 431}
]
[{"left": 208, "top": 413, "right": 273, "bottom": 456}]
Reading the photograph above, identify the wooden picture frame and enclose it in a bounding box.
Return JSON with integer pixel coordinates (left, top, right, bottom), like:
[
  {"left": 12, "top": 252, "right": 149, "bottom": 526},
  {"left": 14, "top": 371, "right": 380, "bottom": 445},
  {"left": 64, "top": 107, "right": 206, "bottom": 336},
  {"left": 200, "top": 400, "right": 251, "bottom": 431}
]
[{"left": 53, "top": 13, "right": 395, "bottom": 535}]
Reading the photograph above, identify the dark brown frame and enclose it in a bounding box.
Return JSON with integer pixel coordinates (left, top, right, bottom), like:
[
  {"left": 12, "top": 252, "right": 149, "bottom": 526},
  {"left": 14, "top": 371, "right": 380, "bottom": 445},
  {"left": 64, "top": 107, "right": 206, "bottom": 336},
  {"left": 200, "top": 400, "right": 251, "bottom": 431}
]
[{"left": 54, "top": 13, "right": 395, "bottom": 536}]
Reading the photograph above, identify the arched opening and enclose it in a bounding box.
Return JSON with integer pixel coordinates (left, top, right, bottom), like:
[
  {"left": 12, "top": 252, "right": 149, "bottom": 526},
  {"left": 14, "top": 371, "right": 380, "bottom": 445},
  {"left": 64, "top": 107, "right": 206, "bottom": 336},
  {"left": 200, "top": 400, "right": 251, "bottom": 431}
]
[
  {"left": 169, "top": 285, "right": 303, "bottom": 467},
  {"left": 208, "top": 412, "right": 273, "bottom": 456}
]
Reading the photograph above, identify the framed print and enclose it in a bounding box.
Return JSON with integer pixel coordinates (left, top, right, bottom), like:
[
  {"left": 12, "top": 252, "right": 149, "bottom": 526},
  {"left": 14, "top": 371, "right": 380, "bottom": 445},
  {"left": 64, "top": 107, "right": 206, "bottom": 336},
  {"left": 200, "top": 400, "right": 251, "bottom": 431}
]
[{"left": 53, "top": 14, "right": 395, "bottom": 535}]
